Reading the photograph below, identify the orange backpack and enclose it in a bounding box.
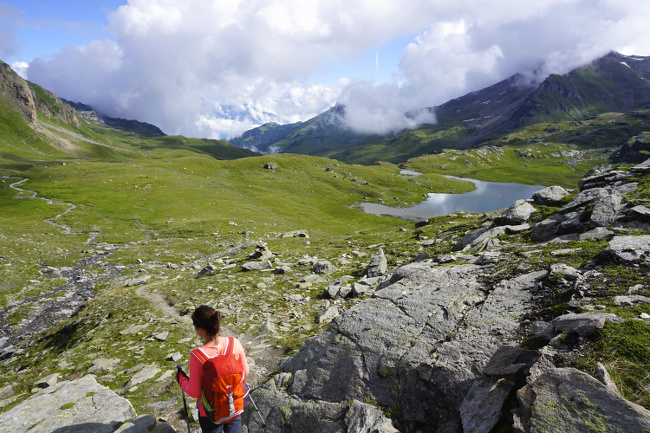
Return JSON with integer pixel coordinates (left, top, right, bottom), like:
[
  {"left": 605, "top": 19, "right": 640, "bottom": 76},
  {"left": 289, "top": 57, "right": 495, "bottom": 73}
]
[{"left": 192, "top": 337, "right": 246, "bottom": 424}]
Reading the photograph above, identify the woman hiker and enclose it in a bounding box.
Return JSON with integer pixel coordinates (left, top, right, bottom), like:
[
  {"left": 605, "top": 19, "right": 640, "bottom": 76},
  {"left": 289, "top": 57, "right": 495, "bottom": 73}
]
[{"left": 176, "top": 305, "right": 250, "bottom": 433}]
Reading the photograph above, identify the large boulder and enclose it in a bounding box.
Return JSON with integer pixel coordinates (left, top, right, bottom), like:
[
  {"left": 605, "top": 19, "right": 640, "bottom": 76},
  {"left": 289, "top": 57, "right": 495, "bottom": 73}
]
[
  {"left": 494, "top": 200, "right": 537, "bottom": 225},
  {"left": 532, "top": 186, "right": 570, "bottom": 206},
  {"left": 253, "top": 264, "right": 546, "bottom": 431},
  {"left": 0, "top": 375, "right": 174, "bottom": 433},
  {"left": 602, "top": 235, "right": 650, "bottom": 263},
  {"left": 366, "top": 248, "right": 387, "bottom": 277},
  {"left": 517, "top": 368, "right": 650, "bottom": 432}
]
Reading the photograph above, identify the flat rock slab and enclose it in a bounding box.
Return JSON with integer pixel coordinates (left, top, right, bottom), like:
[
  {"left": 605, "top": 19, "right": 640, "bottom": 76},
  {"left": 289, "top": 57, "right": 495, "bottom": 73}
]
[
  {"left": 259, "top": 265, "right": 546, "bottom": 430},
  {"left": 482, "top": 346, "right": 542, "bottom": 378},
  {"left": 0, "top": 375, "right": 155, "bottom": 433}
]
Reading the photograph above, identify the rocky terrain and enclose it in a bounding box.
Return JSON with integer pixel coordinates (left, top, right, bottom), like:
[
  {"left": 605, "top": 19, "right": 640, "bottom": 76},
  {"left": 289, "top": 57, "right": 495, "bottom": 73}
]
[
  {"left": 2, "top": 159, "right": 650, "bottom": 432},
  {"left": 245, "top": 160, "right": 650, "bottom": 432}
]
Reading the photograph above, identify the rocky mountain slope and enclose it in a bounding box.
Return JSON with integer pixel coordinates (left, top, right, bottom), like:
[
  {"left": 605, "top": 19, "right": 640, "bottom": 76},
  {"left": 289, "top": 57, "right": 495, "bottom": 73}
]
[
  {"left": 245, "top": 161, "right": 650, "bottom": 432},
  {"left": 231, "top": 52, "right": 650, "bottom": 165}
]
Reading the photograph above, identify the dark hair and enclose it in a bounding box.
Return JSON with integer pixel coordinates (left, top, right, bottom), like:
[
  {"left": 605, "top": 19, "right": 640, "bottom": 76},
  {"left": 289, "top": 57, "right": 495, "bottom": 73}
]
[{"left": 192, "top": 305, "right": 221, "bottom": 337}]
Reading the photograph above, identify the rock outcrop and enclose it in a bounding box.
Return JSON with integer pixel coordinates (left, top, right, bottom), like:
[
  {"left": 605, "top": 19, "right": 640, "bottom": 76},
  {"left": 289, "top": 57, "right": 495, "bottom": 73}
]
[
  {"left": 245, "top": 161, "right": 650, "bottom": 433},
  {"left": 0, "top": 375, "right": 174, "bottom": 433}
]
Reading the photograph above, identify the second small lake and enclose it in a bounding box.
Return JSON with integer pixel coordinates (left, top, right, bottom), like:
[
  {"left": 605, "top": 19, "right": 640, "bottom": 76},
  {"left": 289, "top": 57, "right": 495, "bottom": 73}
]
[{"left": 353, "top": 175, "right": 544, "bottom": 220}]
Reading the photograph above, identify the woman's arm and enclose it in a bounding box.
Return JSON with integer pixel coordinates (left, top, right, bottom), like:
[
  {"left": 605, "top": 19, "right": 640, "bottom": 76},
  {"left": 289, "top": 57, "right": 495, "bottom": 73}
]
[{"left": 178, "top": 351, "right": 203, "bottom": 398}]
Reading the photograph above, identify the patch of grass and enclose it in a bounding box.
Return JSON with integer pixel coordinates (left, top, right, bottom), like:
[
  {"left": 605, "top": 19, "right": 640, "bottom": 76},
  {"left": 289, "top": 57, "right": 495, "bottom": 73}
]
[{"left": 578, "top": 320, "right": 650, "bottom": 409}]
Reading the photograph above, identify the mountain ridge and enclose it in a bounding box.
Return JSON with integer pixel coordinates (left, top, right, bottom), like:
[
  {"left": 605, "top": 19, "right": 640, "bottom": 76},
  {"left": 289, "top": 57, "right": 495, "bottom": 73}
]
[{"left": 230, "top": 51, "right": 650, "bottom": 164}]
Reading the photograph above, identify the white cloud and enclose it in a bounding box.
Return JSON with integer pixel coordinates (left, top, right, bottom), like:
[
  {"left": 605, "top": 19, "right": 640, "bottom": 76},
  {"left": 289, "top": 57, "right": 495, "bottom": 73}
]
[
  {"left": 22, "top": 0, "right": 650, "bottom": 139},
  {"left": 11, "top": 61, "right": 28, "bottom": 79}
]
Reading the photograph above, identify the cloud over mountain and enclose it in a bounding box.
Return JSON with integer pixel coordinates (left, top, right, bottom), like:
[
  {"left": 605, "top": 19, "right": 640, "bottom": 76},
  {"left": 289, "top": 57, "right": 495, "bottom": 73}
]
[{"left": 22, "top": 0, "right": 650, "bottom": 139}]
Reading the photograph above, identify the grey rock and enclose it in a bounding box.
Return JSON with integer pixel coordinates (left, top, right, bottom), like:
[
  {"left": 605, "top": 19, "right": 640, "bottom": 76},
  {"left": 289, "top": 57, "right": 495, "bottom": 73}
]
[
  {"left": 532, "top": 186, "right": 570, "bottom": 206},
  {"left": 259, "top": 321, "right": 278, "bottom": 335},
  {"left": 517, "top": 368, "right": 650, "bottom": 432},
  {"left": 551, "top": 312, "right": 620, "bottom": 337},
  {"left": 590, "top": 190, "right": 624, "bottom": 227},
  {"left": 632, "top": 158, "right": 650, "bottom": 173},
  {"left": 612, "top": 294, "right": 650, "bottom": 306},
  {"left": 578, "top": 227, "right": 614, "bottom": 241},
  {"left": 197, "top": 264, "right": 216, "bottom": 276},
  {"left": 453, "top": 226, "right": 507, "bottom": 252},
  {"left": 315, "top": 307, "right": 339, "bottom": 324},
  {"left": 166, "top": 352, "right": 182, "bottom": 362},
  {"left": 264, "top": 162, "right": 278, "bottom": 170},
  {"left": 241, "top": 260, "right": 273, "bottom": 271},
  {"left": 366, "top": 248, "right": 387, "bottom": 277},
  {"left": 154, "top": 331, "right": 169, "bottom": 341},
  {"left": 603, "top": 235, "right": 650, "bottom": 263},
  {"left": 35, "top": 373, "right": 60, "bottom": 389},
  {"left": 126, "top": 275, "right": 151, "bottom": 286},
  {"left": 505, "top": 223, "right": 531, "bottom": 234},
  {"left": 123, "top": 366, "right": 161, "bottom": 392},
  {"left": 482, "top": 346, "right": 542, "bottom": 378},
  {"left": 460, "top": 377, "right": 514, "bottom": 433},
  {"left": 312, "top": 260, "right": 337, "bottom": 274},
  {"left": 301, "top": 274, "right": 326, "bottom": 283},
  {"left": 278, "top": 230, "right": 309, "bottom": 239},
  {"left": 0, "top": 385, "right": 13, "bottom": 400},
  {"left": 266, "top": 265, "right": 545, "bottom": 429},
  {"left": 0, "top": 376, "right": 175, "bottom": 433},
  {"left": 630, "top": 205, "right": 650, "bottom": 217},
  {"left": 595, "top": 362, "right": 621, "bottom": 396},
  {"left": 345, "top": 400, "right": 399, "bottom": 433},
  {"left": 351, "top": 283, "right": 372, "bottom": 298},
  {"left": 531, "top": 321, "right": 555, "bottom": 341},
  {"left": 476, "top": 251, "right": 502, "bottom": 265},
  {"left": 495, "top": 200, "right": 537, "bottom": 225},
  {"left": 274, "top": 265, "right": 291, "bottom": 274},
  {"left": 549, "top": 263, "right": 580, "bottom": 282},
  {"left": 88, "top": 358, "right": 121, "bottom": 374}
]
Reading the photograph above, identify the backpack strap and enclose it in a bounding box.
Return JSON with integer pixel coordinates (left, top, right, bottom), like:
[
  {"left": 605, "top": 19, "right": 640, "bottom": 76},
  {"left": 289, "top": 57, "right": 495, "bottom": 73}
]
[
  {"left": 191, "top": 347, "right": 210, "bottom": 364},
  {"left": 225, "top": 337, "right": 234, "bottom": 356}
]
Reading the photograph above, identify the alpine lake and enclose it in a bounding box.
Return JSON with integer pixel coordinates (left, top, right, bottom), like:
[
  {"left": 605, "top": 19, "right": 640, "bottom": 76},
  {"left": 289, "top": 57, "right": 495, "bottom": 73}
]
[{"left": 353, "top": 170, "right": 544, "bottom": 220}]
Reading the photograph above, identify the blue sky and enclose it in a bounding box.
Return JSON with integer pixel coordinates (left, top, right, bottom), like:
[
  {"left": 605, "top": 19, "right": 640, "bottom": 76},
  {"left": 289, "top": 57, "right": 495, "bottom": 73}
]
[{"left": 2, "top": 1, "right": 650, "bottom": 139}]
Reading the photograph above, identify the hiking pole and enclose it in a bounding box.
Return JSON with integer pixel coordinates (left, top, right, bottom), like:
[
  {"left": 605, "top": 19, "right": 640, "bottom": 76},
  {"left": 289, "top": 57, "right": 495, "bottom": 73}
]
[
  {"left": 177, "top": 365, "right": 192, "bottom": 433},
  {"left": 247, "top": 391, "right": 267, "bottom": 427}
]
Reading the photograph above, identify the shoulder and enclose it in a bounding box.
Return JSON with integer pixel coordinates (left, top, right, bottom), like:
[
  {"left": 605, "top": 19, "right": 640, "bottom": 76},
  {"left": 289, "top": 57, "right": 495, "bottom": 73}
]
[{"left": 231, "top": 337, "right": 246, "bottom": 355}]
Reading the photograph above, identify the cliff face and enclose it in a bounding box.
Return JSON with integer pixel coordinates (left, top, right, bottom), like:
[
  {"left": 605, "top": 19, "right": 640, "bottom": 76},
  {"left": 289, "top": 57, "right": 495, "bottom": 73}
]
[
  {"left": 0, "top": 61, "right": 79, "bottom": 127},
  {"left": 0, "top": 61, "right": 38, "bottom": 124}
]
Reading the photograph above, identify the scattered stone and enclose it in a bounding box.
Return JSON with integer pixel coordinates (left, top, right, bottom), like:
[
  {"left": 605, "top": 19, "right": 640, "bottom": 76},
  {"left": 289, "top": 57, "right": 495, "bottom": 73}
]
[
  {"left": 166, "top": 352, "right": 182, "bottom": 363},
  {"left": 278, "top": 230, "right": 309, "bottom": 239},
  {"left": 148, "top": 398, "right": 178, "bottom": 410},
  {"left": 35, "top": 373, "right": 60, "bottom": 389},
  {"left": 312, "top": 260, "right": 337, "bottom": 274},
  {"left": 460, "top": 377, "right": 514, "bottom": 433},
  {"left": 595, "top": 362, "right": 621, "bottom": 396},
  {"left": 641, "top": 313, "right": 650, "bottom": 319},
  {"left": 154, "top": 331, "right": 169, "bottom": 341},
  {"left": 476, "top": 251, "right": 501, "bottom": 265},
  {"left": 551, "top": 312, "right": 621, "bottom": 337},
  {"left": 196, "top": 264, "right": 216, "bottom": 277},
  {"left": 274, "top": 265, "right": 291, "bottom": 274},
  {"left": 517, "top": 368, "right": 650, "bottom": 433},
  {"left": 315, "top": 306, "right": 339, "bottom": 324},
  {"left": 120, "top": 324, "right": 149, "bottom": 335},
  {"left": 366, "top": 248, "right": 387, "bottom": 277},
  {"left": 532, "top": 185, "right": 570, "bottom": 206},
  {"left": 612, "top": 295, "right": 650, "bottom": 306},
  {"left": 0, "top": 385, "right": 14, "bottom": 400},
  {"left": 264, "top": 162, "right": 278, "bottom": 170},
  {"left": 123, "top": 366, "right": 161, "bottom": 392},
  {"left": 259, "top": 321, "right": 278, "bottom": 335},
  {"left": 88, "top": 358, "right": 121, "bottom": 374},
  {"left": 126, "top": 275, "right": 151, "bottom": 286},
  {"left": 531, "top": 321, "right": 555, "bottom": 341},
  {"left": 241, "top": 260, "right": 273, "bottom": 271},
  {"left": 482, "top": 346, "right": 541, "bottom": 378}
]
